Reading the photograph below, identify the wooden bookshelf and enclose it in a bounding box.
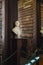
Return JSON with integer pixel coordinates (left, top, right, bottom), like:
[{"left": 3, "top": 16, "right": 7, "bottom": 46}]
[
  {"left": 17, "top": 1, "right": 37, "bottom": 64},
  {"left": 41, "top": 4, "right": 43, "bottom": 35},
  {"left": 0, "top": 0, "right": 2, "bottom": 61},
  {"left": 18, "top": 0, "right": 37, "bottom": 39}
]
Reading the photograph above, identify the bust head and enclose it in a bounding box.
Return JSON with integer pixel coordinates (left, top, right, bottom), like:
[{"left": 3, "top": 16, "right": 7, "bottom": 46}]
[{"left": 15, "top": 21, "right": 20, "bottom": 26}]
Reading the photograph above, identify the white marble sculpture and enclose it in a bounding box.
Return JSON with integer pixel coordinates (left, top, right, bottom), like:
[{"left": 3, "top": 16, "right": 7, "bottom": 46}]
[
  {"left": 40, "top": 27, "right": 43, "bottom": 34},
  {"left": 12, "top": 21, "right": 22, "bottom": 38}
]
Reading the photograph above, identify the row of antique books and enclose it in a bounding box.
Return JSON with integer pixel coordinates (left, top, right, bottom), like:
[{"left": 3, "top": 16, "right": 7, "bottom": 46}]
[
  {"left": 18, "top": 0, "right": 36, "bottom": 39},
  {"left": 41, "top": 4, "right": 43, "bottom": 28}
]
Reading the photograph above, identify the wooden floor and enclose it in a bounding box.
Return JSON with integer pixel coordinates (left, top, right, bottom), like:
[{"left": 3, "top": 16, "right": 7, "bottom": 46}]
[
  {"left": 34, "top": 54, "right": 43, "bottom": 65},
  {"left": 39, "top": 54, "right": 43, "bottom": 65}
]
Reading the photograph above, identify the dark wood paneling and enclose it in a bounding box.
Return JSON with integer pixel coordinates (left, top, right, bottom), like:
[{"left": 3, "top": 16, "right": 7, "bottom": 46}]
[
  {"left": 3, "top": 0, "right": 18, "bottom": 65},
  {"left": 36, "top": 0, "right": 41, "bottom": 48}
]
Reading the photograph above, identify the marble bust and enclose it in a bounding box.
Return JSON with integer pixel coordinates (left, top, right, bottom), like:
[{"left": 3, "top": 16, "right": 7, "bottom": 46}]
[{"left": 12, "top": 21, "right": 22, "bottom": 38}]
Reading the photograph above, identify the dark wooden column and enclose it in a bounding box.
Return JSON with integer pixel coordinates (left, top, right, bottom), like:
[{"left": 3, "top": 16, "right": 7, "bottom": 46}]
[
  {"left": 36, "top": 0, "right": 41, "bottom": 49},
  {"left": 3, "top": 0, "right": 18, "bottom": 65},
  {"left": 36, "top": 0, "right": 41, "bottom": 65}
]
